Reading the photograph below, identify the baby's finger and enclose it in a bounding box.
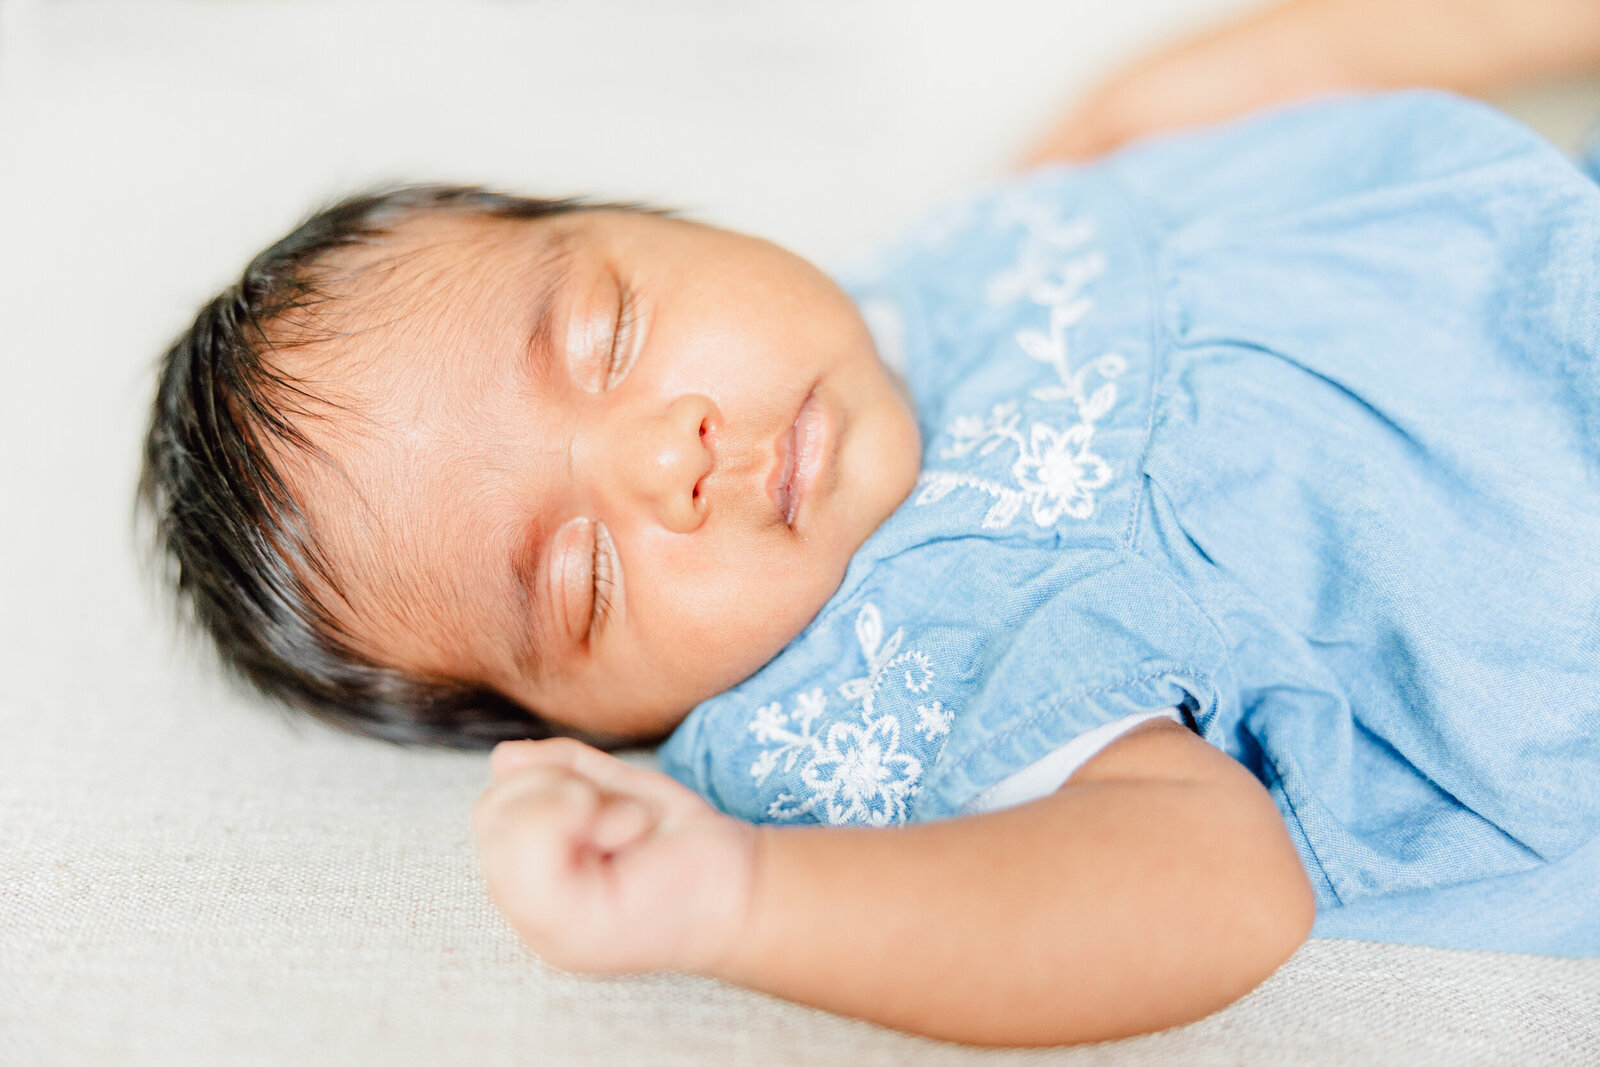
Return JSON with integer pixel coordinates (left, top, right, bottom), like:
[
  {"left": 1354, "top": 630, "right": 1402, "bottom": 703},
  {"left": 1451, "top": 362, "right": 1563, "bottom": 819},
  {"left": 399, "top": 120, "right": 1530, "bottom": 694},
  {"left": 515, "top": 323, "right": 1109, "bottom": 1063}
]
[
  {"left": 490, "top": 738, "right": 704, "bottom": 814},
  {"left": 490, "top": 737, "right": 621, "bottom": 781},
  {"left": 490, "top": 738, "right": 570, "bottom": 780},
  {"left": 471, "top": 764, "right": 599, "bottom": 850},
  {"left": 589, "top": 794, "right": 658, "bottom": 854}
]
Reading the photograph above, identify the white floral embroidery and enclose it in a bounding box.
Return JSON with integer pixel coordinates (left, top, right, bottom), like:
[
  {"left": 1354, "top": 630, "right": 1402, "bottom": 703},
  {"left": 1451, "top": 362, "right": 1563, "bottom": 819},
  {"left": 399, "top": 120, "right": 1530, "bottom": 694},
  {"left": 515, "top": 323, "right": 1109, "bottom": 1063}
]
[
  {"left": 746, "top": 604, "right": 948, "bottom": 826},
  {"left": 796, "top": 715, "right": 920, "bottom": 826},
  {"left": 901, "top": 650, "right": 934, "bottom": 693},
  {"left": 915, "top": 701, "right": 953, "bottom": 742},
  {"left": 916, "top": 199, "right": 1126, "bottom": 530},
  {"left": 748, "top": 702, "right": 790, "bottom": 745},
  {"left": 983, "top": 201, "right": 1094, "bottom": 307}
]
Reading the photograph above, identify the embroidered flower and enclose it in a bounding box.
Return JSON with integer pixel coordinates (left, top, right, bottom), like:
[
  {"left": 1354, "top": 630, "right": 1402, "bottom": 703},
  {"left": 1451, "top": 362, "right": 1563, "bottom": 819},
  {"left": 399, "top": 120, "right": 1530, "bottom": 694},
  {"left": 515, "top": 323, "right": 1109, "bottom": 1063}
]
[
  {"left": 793, "top": 687, "right": 827, "bottom": 732},
  {"left": 947, "top": 412, "right": 988, "bottom": 444},
  {"left": 916, "top": 199, "right": 1124, "bottom": 530},
  {"left": 750, "top": 747, "right": 781, "bottom": 781},
  {"left": 915, "top": 701, "right": 953, "bottom": 742},
  {"left": 902, "top": 650, "right": 935, "bottom": 693},
  {"left": 746, "top": 604, "right": 954, "bottom": 825},
  {"left": 984, "top": 203, "right": 1093, "bottom": 306},
  {"left": 749, "top": 702, "right": 788, "bottom": 744},
  {"left": 1012, "top": 422, "right": 1113, "bottom": 524},
  {"left": 801, "top": 715, "right": 922, "bottom": 826}
]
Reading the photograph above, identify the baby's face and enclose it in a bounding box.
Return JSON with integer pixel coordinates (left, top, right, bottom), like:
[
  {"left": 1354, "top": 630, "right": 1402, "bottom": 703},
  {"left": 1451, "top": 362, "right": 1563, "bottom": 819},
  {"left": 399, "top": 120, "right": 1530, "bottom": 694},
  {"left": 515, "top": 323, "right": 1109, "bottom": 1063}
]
[{"left": 282, "top": 209, "right": 921, "bottom": 741}]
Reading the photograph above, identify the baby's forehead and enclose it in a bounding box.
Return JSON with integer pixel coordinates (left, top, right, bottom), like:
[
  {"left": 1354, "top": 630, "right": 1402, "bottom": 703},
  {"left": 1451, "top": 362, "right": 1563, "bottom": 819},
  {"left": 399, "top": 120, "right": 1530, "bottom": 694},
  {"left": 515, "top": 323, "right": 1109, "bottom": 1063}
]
[
  {"left": 266, "top": 209, "right": 578, "bottom": 396},
  {"left": 325, "top": 209, "right": 579, "bottom": 325}
]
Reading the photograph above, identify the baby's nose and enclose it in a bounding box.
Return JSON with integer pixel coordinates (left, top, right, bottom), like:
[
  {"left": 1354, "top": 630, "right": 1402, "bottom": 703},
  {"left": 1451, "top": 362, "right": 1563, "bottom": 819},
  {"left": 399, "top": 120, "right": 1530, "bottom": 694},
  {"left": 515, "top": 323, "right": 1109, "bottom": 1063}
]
[{"left": 599, "top": 394, "right": 716, "bottom": 533}]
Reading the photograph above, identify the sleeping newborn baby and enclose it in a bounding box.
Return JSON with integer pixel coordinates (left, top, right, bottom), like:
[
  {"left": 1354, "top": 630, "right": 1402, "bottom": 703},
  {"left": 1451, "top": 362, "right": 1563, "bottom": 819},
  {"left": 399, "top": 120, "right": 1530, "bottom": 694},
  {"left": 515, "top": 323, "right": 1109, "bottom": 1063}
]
[{"left": 141, "top": 93, "right": 1600, "bottom": 1045}]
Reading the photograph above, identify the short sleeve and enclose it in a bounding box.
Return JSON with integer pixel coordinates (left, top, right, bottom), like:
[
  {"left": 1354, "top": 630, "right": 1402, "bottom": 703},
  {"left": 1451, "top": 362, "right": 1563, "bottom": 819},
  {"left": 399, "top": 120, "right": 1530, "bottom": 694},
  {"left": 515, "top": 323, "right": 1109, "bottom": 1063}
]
[
  {"left": 959, "top": 707, "right": 1183, "bottom": 815},
  {"left": 1106, "top": 90, "right": 1600, "bottom": 913},
  {"left": 660, "top": 544, "right": 1232, "bottom": 828},
  {"left": 907, "top": 547, "right": 1227, "bottom": 820}
]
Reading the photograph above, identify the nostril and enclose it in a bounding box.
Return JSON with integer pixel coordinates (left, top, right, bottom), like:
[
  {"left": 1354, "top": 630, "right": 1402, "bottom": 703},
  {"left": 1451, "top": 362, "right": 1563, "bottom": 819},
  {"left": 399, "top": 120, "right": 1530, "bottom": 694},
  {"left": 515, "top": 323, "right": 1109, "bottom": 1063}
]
[{"left": 691, "top": 413, "right": 713, "bottom": 513}]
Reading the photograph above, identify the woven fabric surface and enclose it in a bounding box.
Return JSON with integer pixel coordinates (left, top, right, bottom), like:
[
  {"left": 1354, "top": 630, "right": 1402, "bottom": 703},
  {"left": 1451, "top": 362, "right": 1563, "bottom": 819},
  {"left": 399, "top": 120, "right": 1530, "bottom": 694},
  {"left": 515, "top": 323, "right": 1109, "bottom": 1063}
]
[{"left": 2, "top": 705, "right": 1597, "bottom": 1066}]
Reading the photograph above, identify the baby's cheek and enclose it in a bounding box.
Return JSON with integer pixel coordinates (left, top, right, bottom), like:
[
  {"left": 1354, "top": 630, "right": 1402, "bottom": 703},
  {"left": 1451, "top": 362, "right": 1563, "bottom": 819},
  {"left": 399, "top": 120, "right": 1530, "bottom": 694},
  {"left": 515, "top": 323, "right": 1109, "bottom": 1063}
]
[
  {"left": 625, "top": 532, "right": 844, "bottom": 717},
  {"left": 626, "top": 590, "right": 777, "bottom": 707},
  {"left": 705, "top": 572, "right": 832, "bottom": 678}
]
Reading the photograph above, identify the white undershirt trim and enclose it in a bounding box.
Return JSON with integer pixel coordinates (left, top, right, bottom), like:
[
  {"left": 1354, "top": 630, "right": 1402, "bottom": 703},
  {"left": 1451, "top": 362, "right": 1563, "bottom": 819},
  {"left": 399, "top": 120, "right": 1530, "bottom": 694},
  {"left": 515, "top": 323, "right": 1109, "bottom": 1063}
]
[{"left": 959, "top": 708, "right": 1183, "bottom": 815}]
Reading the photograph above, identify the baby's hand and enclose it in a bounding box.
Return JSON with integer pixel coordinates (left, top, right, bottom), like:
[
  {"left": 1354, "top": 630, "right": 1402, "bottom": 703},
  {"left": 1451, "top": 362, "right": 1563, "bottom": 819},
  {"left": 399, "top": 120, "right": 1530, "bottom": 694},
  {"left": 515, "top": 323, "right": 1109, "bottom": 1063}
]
[{"left": 471, "top": 737, "right": 758, "bottom": 976}]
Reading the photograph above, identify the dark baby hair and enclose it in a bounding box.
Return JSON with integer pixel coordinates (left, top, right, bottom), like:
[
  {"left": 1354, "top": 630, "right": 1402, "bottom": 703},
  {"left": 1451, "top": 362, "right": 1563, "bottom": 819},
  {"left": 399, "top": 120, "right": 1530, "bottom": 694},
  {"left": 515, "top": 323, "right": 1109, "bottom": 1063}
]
[{"left": 139, "top": 185, "right": 617, "bottom": 750}]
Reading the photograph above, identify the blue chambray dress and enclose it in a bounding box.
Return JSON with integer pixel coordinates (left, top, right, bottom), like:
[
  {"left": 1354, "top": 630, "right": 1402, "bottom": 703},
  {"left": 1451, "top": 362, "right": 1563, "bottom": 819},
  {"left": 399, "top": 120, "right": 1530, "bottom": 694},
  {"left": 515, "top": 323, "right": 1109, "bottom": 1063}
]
[{"left": 659, "top": 92, "right": 1600, "bottom": 956}]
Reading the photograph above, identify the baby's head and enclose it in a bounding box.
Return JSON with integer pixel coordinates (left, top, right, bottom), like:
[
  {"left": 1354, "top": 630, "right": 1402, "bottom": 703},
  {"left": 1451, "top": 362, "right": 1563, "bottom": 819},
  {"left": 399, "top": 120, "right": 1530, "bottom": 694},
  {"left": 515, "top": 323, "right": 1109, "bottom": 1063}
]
[{"left": 140, "top": 187, "right": 921, "bottom": 749}]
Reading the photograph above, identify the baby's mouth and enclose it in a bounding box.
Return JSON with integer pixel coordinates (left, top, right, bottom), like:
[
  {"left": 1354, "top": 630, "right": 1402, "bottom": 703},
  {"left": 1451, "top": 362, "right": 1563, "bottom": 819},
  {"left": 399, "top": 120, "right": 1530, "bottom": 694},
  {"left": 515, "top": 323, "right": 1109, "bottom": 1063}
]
[
  {"left": 770, "top": 388, "right": 826, "bottom": 528},
  {"left": 772, "top": 429, "right": 797, "bottom": 525}
]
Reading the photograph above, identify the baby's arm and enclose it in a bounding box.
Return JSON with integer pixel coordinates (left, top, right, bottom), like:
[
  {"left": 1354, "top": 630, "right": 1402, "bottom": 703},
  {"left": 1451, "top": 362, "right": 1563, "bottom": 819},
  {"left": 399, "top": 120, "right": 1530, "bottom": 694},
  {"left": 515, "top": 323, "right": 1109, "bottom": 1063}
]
[
  {"left": 473, "top": 721, "right": 1314, "bottom": 1047},
  {"left": 1027, "top": 0, "right": 1600, "bottom": 165}
]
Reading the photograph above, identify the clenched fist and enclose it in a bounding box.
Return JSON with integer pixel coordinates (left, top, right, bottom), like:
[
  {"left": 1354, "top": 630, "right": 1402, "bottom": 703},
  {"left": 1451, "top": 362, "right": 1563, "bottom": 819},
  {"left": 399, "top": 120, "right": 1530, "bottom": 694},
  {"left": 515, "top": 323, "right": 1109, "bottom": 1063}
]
[{"left": 472, "top": 737, "right": 759, "bottom": 976}]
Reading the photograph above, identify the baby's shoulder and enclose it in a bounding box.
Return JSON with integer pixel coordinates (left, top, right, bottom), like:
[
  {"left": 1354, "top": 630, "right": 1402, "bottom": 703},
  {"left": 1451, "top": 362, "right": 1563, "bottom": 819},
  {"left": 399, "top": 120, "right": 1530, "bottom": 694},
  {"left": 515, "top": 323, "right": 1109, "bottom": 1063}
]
[
  {"left": 843, "top": 92, "right": 1582, "bottom": 299},
  {"left": 658, "top": 541, "right": 1225, "bottom": 826},
  {"left": 839, "top": 161, "right": 1163, "bottom": 536},
  {"left": 1099, "top": 90, "right": 1588, "bottom": 237}
]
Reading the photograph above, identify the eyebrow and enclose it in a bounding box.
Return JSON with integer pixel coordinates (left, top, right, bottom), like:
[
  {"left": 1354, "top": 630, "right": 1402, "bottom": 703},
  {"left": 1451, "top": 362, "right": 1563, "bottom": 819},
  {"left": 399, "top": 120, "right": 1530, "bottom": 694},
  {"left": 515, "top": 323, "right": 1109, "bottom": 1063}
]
[
  {"left": 503, "top": 233, "right": 580, "bottom": 683},
  {"left": 521, "top": 229, "right": 578, "bottom": 380},
  {"left": 523, "top": 260, "right": 567, "bottom": 382},
  {"left": 508, "top": 532, "right": 547, "bottom": 682}
]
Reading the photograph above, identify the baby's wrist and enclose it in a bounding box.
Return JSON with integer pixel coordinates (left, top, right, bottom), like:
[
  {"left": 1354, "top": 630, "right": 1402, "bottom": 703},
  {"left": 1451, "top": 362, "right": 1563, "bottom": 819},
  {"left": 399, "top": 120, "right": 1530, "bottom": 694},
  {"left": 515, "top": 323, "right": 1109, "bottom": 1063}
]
[{"left": 691, "top": 822, "right": 770, "bottom": 983}]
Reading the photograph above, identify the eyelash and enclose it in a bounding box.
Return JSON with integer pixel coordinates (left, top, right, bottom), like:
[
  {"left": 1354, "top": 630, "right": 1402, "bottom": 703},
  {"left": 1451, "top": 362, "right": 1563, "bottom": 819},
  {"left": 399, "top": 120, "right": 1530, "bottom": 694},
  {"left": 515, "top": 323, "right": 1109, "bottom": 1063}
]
[
  {"left": 603, "top": 282, "right": 638, "bottom": 390},
  {"left": 582, "top": 282, "right": 634, "bottom": 637},
  {"left": 589, "top": 521, "right": 616, "bottom": 636}
]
